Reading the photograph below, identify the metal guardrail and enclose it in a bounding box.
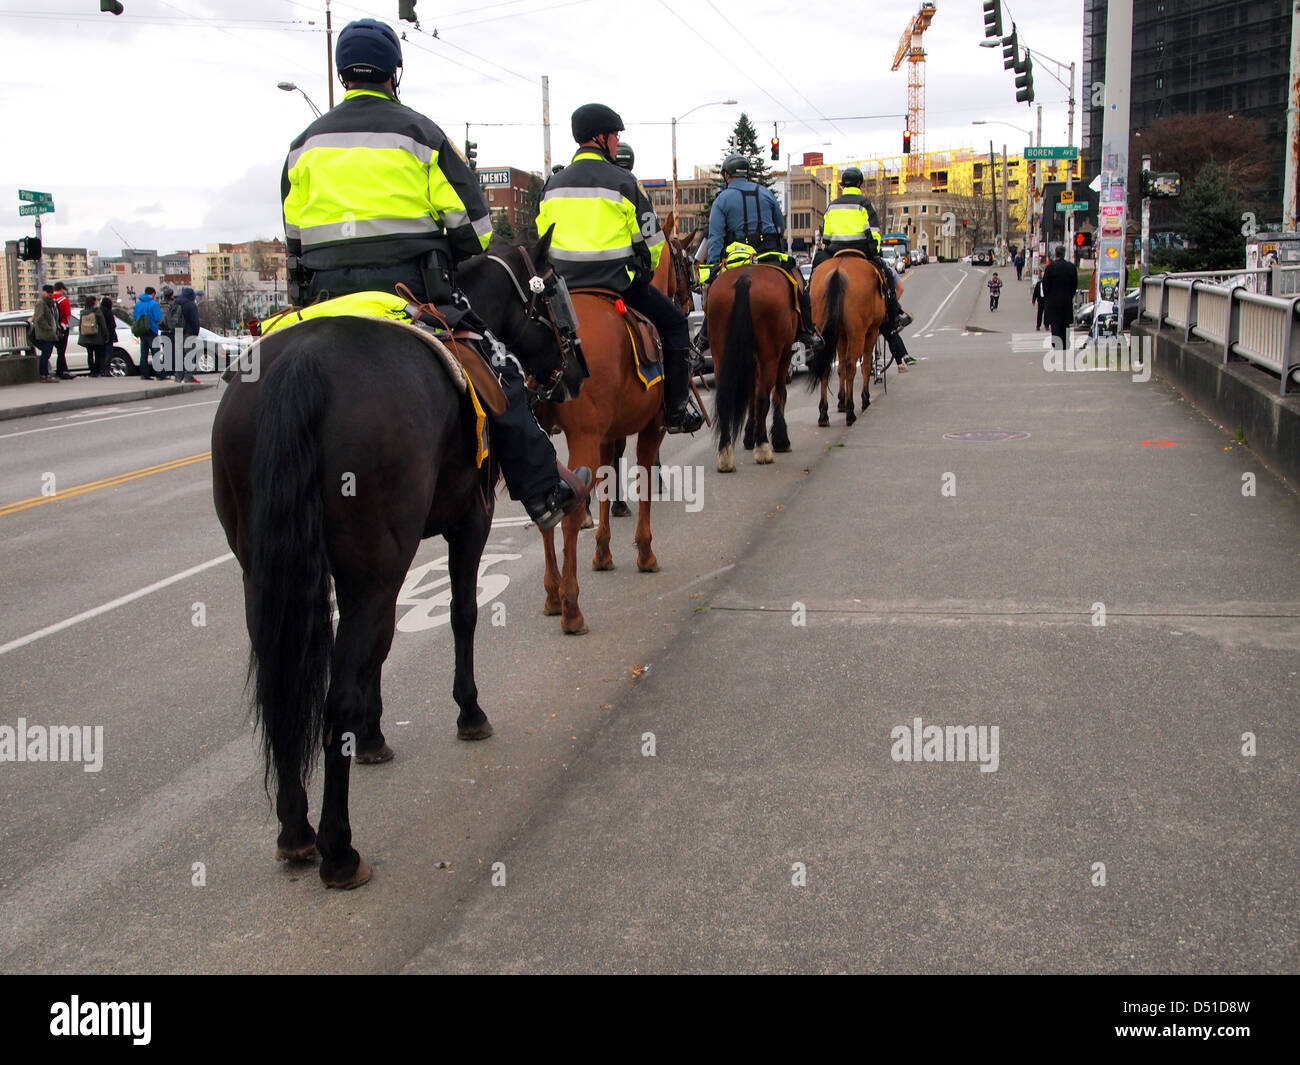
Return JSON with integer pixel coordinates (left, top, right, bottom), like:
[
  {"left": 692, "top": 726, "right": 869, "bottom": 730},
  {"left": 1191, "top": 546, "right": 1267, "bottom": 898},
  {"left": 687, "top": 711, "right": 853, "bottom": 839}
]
[
  {"left": 0, "top": 322, "right": 32, "bottom": 358},
  {"left": 1139, "top": 274, "right": 1300, "bottom": 395}
]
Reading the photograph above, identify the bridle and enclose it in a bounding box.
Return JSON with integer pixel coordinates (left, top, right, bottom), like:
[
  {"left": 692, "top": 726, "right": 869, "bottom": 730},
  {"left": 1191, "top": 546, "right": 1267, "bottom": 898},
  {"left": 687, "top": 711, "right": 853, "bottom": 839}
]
[{"left": 485, "top": 244, "right": 581, "bottom": 400}]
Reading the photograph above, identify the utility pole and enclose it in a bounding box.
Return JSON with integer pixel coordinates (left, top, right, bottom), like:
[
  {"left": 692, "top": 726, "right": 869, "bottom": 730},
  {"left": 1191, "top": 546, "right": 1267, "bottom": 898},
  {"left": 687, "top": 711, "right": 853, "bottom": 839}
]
[
  {"left": 325, "top": 0, "right": 335, "bottom": 109},
  {"left": 1285, "top": 0, "right": 1299, "bottom": 231},
  {"left": 542, "top": 75, "right": 551, "bottom": 175},
  {"left": 1065, "top": 59, "right": 1077, "bottom": 250},
  {"left": 1140, "top": 152, "right": 1151, "bottom": 275},
  {"left": 35, "top": 215, "right": 45, "bottom": 291},
  {"left": 989, "top": 140, "right": 998, "bottom": 254},
  {"left": 1096, "top": 0, "right": 1132, "bottom": 312},
  {"left": 1001, "top": 141, "right": 1010, "bottom": 263}
]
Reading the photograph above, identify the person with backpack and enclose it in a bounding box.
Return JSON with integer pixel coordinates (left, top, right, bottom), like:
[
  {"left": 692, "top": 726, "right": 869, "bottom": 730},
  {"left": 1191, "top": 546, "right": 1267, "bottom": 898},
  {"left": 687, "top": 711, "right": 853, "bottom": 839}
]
[
  {"left": 77, "top": 294, "right": 110, "bottom": 376},
  {"left": 132, "top": 286, "right": 163, "bottom": 379},
  {"left": 176, "top": 286, "right": 201, "bottom": 381},
  {"left": 32, "top": 284, "right": 61, "bottom": 383},
  {"left": 987, "top": 271, "right": 1003, "bottom": 311},
  {"left": 99, "top": 296, "right": 119, "bottom": 374},
  {"left": 51, "top": 281, "right": 73, "bottom": 378},
  {"left": 158, "top": 285, "right": 183, "bottom": 380}
]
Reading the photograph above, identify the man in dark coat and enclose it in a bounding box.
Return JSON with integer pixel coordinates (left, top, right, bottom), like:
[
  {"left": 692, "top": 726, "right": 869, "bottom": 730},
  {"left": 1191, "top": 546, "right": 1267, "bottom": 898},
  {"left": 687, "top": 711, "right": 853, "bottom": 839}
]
[{"left": 1040, "top": 245, "right": 1079, "bottom": 350}]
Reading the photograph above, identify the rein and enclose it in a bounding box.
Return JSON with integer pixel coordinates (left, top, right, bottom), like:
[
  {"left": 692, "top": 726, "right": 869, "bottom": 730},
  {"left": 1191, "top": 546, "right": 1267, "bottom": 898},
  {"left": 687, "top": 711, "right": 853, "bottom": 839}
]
[{"left": 485, "top": 247, "right": 571, "bottom": 400}]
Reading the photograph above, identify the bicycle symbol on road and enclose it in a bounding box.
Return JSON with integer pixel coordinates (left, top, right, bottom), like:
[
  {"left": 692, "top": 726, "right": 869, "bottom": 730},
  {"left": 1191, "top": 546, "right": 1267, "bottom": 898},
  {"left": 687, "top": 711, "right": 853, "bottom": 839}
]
[{"left": 328, "top": 552, "right": 523, "bottom": 631}]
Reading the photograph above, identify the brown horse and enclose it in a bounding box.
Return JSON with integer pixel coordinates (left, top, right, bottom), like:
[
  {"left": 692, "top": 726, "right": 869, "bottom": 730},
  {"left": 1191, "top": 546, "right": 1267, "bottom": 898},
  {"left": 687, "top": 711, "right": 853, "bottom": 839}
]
[
  {"left": 808, "top": 254, "right": 888, "bottom": 427},
  {"left": 708, "top": 264, "right": 798, "bottom": 472},
  {"left": 535, "top": 222, "right": 699, "bottom": 635}
]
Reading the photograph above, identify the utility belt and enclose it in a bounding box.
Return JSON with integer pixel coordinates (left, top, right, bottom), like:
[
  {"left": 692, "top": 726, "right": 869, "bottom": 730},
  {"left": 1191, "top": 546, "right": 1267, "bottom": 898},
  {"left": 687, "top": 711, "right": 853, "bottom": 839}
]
[{"left": 288, "top": 244, "right": 455, "bottom": 308}]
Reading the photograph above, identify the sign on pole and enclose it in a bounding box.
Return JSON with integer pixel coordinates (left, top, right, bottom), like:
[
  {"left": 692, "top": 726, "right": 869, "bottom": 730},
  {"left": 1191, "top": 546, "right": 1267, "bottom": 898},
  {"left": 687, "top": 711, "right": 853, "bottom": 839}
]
[
  {"left": 1060, "top": 189, "right": 1075, "bottom": 203},
  {"left": 18, "top": 189, "right": 53, "bottom": 204},
  {"left": 18, "top": 202, "right": 55, "bottom": 216},
  {"left": 1024, "top": 146, "right": 1079, "bottom": 160},
  {"left": 1055, "top": 201, "right": 1088, "bottom": 212}
]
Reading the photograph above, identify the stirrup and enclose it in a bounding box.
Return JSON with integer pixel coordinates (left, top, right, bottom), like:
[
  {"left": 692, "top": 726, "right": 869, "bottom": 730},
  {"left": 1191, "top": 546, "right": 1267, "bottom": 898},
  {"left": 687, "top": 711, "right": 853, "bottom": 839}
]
[{"left": 665, "top": 401, "right": 703, "bottom": 435}]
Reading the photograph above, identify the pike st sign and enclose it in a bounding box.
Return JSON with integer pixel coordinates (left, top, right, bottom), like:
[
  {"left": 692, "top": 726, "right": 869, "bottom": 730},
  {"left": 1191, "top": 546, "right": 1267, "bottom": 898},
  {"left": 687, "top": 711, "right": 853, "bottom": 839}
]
[{"left": 18, "top": 189, "right": 53, "bottom": 204}]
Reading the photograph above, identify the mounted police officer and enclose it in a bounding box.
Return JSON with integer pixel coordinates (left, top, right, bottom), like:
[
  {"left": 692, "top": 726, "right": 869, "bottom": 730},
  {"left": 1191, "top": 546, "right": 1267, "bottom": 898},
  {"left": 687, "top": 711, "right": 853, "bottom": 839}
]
[
  {"left": 613, "top": 142, "right": 635, "bottom": 171},
  {"left": 701, "top": 154, "right": 821, "bottom": 355},
  {"left": 280, "top": 18, "right": 588, "bottom": 528},
  {"left": 538, "top": 104, "right": 702, "bottom": 434},
  {"left": 815, "top": 166, "right": 907, "bottom": 335}
]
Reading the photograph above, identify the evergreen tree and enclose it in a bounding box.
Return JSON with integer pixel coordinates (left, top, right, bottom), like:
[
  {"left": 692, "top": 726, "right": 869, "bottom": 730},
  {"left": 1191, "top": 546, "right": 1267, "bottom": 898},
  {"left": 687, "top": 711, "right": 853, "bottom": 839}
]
[
  {"left": 703, "top": 112, "right": 776, "bottom": 217},
  {"left": 1180, "top": 162, "right": 1244, "bottom": 270},
  {"left": 492, "top": 211, "right": 516, "bottom": 240}
]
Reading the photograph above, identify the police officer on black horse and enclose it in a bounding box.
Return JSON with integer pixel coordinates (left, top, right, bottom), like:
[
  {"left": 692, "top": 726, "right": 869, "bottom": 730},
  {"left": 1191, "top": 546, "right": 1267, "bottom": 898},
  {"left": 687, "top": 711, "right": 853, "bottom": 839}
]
[{"left": 280, "top": 18, "right": 589, "bottom": 529}]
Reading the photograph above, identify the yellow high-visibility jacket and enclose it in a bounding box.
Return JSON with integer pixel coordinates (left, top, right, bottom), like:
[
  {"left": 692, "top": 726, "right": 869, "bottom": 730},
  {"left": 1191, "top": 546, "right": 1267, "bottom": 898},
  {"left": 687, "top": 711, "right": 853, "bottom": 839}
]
[{"left": 822, "top": 188, "right": 882, "bottom": 251}]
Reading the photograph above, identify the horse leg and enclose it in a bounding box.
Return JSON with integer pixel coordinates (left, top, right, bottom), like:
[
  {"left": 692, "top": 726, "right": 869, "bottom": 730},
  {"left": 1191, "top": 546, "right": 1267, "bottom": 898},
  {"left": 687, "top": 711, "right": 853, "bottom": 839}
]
[
  {"left": 559, "top": 436, "right": 599, "bottom": 634},
  {"left": 447, "top": 509, "right": 494, "bottom": 740},
  {"left": 843, "top": 350, "right": 857, "bottom": 426},
  {"left": 633, "top": 427, "right": 662, "bottom": 572},
  {"left": 541, "top": 522, "right": 563, "bottom": 614},
  {"left": 354, "top": 671, "right": 394, "bottom": 764},
  {"left": 771, "top": 362, "right": 792, "bottom": 452},
  {"left": 742, "top": 406, "right": 756, "bottom": 451},
  {"left": 611, "top": 437, "right": 631, "bottom": 517},
  {"left": 315, "top": 576, "right": 403, "bottom": 889},
  {"left": 592, "top": 438, "right": 615, "bottom": 571},
  {"left": 818, "top": 374, "right": 830, "bottom": 428},
  {"left": 753, "top": 370, "right": 775, "bottom": 465}
]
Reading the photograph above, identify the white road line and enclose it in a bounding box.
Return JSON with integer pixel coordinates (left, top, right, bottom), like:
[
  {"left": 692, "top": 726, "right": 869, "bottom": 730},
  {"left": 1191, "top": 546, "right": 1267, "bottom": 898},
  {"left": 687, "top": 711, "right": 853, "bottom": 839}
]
[
  {"left": 914, "top": 269, "right": 969, "bottom": 337},
  {"left": 0, "top": 400, "right": 221, "bottom": 440},
  {"left": 0, "top": 553, "right": 235, "bottom": 657}
]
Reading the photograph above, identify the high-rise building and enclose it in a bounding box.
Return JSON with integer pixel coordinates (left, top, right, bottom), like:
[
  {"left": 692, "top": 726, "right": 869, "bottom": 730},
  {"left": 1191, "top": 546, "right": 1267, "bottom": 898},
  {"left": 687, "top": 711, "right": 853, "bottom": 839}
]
[
  {"left": 1082, "top": 0, "right": 1291, "bottom": 221},
  {"left": 1, "top": 243, "right": 90, "bottom": 312}
]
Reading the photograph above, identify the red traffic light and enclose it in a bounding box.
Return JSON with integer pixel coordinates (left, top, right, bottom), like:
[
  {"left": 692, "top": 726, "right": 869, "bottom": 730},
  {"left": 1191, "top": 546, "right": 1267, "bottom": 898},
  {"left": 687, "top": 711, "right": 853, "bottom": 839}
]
[
  {"left": 1075, "top": 232, "right": 1085, "bottom": 247},
  {"left": 902, "top": 128, "right": 912, "bottom": 154},
  {"left": 770, "top": 137, "right": 780, "bottom": 161}
]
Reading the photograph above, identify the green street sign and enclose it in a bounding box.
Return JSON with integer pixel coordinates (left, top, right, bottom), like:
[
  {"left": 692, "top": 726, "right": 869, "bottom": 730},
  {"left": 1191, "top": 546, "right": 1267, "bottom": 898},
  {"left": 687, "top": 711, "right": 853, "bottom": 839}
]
[
  {"left": 1055, "top": 201, "right": 1088, "bottom": 212},
  {"left": 18, "top": 189, "right": 52, "bottom": 204},
  {"left": 18, "top": 202, "right": 54, "bottom": 216},
  {"left": 1025, "top": 145, "right": 1080, "bottom": 160}
]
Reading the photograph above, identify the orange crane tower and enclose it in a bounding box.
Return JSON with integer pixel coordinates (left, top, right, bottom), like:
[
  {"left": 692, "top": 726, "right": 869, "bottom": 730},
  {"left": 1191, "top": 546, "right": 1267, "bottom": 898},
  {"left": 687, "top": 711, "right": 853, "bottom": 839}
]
[{"left": 892, "top": 2, "right": 937, "bottom": 179}]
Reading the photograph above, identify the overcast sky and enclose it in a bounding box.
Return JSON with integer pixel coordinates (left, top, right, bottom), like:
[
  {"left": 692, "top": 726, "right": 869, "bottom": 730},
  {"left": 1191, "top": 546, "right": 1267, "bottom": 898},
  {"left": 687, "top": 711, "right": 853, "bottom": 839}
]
[{"left": 0, "top": 0, "right": 1082, "bottom": 257}]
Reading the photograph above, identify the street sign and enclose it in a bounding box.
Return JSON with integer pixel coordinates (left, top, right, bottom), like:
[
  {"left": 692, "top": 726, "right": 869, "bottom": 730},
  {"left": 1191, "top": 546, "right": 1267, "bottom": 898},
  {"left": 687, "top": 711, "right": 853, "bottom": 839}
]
[
  {"left": 1024, "top": 145, "right": 1079, "bottom": 160},
  {"left": 18, "top": 202, "right": 54, "bottom": 216},
  {"left": 1060, "top": 189, "right": 1075, "bottom": 203},
  {"left": 1055, "top": 202, "right": 1088, "bottom": 212},
  {"left": 18, "top": 189, "right": 52, "bottom": 204}
]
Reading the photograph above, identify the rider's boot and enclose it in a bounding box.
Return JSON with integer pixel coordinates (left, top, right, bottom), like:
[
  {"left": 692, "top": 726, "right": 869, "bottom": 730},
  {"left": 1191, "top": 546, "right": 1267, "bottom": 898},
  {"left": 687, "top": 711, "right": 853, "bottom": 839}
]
[{"left": 663, "top": 347, "right": 704, "bottom": 434}]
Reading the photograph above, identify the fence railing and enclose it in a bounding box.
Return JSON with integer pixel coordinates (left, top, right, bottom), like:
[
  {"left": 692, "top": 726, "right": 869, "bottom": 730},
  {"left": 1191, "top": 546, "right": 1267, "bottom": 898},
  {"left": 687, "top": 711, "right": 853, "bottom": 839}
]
[
  {"left": 1139, "top": 274, "right": 1300, "bottom": 395},
  {"left": 0, "top": 322, "right": 32, "bottom": 358}
]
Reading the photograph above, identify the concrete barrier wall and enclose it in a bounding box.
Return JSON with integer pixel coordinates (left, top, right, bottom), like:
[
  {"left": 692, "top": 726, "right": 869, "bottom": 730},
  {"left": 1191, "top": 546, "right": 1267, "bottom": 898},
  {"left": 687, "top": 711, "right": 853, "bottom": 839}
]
[
  {"left": 0, "top": 355, "right": 38, "bottom": 387},
  {"left": 1135, "top": 322, "right": 1300, "bottom": 491}
]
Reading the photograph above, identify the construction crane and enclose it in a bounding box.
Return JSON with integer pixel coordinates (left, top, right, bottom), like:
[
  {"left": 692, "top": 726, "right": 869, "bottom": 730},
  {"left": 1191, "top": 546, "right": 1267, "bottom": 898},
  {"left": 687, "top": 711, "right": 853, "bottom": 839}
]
[
  {"left": 892, "top": 1, "right": 937, "bottom": 179},
  {"left": 110, "top": 226, "right": 136, "bottom": 251}
]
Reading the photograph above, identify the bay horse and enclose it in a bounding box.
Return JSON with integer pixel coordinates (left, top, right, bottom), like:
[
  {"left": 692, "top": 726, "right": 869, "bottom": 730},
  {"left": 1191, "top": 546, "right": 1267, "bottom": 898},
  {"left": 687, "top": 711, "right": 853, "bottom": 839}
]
[
  {"left": 535, "top": 214, "right": 700, "bottom": 635},
  {"left": 709, "top": 263, "right": 799, "bottom": 473},
  {"left": 210, "top": 230, "right": 580, "bottom": 889},
  {"left": 808, "top": 253, "right": 888, "bottom": 427}
]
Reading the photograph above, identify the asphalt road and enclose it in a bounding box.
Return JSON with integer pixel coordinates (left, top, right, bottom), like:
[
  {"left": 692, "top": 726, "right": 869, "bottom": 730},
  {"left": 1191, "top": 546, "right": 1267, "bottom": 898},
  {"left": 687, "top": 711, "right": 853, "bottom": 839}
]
[{"left": 1, "top": 264, "right": 1295, "bottom": 974}]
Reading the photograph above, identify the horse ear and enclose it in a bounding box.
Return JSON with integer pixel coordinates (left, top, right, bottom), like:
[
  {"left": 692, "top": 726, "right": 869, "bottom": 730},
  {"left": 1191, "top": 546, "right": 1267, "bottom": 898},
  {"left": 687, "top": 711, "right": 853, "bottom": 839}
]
[
  {"left": 663, "top": 211, "right": 675, "bottom": 239},
  {"left": 533, "top": 223, "right": 555, "bottom": 262}
]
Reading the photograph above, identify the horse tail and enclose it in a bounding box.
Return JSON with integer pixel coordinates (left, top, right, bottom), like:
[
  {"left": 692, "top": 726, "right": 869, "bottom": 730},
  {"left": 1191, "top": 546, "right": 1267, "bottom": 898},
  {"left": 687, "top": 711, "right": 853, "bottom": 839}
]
[
  {"left": 806, "top": 268, "right": 842, "bottom": 391},
  {"left": 713, "top": 274, "right": 755, "bottom": 449},
  {"left": 248, "top": 350, "right": 334, "bottom": 795}
]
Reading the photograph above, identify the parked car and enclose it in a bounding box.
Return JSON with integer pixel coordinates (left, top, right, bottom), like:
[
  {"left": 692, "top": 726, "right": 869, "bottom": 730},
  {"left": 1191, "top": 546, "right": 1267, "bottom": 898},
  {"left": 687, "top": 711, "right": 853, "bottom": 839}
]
[
  {"left": 0, "top": 307, "right": 249, "bottom": 376},
  {"left": 909, "top": 248, "right": 928, "bottom": 265},
  {"left": 972, "top": 248, "right": 995, "bottom": 266},
  {"left": 1074, "top": 287, "right": 1140, "bottom": 329}
]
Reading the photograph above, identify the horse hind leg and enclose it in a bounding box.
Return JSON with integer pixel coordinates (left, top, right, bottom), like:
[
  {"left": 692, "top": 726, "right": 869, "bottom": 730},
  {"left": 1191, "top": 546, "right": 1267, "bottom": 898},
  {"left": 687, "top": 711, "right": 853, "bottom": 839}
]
[
  {"left": 753, "top": 373, "right": 775, "bottom": 464},
  {"left": 446, "top": 510, "right": 494, "bottom": 740},
  {"left": 592, "top": 438, "right": 616, "bottom": 571},
  {"left": 633, "top": 428, "right": 662, "bottom": 572},
  {"left": 771, "top": 368, "right": 792, "bottom": 453}
]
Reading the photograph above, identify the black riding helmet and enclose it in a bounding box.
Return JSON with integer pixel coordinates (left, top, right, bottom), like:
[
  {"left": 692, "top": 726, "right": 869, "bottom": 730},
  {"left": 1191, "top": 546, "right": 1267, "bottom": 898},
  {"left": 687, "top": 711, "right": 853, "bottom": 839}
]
[
  {"left": 336, "top": 19, "right": 403, "bottom": 88},
  {"left": 721, "top": 154, "right": 750, "bottom": 178},
  {"left": 840, "top": 166, "right": 864, "bottom": 187},
  {"left": 571, "top": 103, "right": 624, "bottom": 161},
  {"left": 614, "top": 142, "right": 635, "bottom": 170}
]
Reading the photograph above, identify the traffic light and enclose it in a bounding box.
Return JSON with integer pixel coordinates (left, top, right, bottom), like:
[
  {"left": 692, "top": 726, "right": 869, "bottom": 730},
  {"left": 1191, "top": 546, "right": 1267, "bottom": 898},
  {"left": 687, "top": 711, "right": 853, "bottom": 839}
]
[
  {"left": 17, "top": 237, "right": 41, "bottom": 261},
  {"left": 1014, "top": 52, "right": 1034, "bottom": 104},
  {"left": 961, "top": 219, "right": 968, "bottom": 229},
  {"left": 465, "top": 140, "right": 477, "bottom": 170},
  {"left": 982, "top": 0, "right": 1003, "bottom": 39},
  {"left": 101, "top": 1, "right": 124, "bottom": 13},
  {"left": 1075, "top": 231, "right": 1093, "bottom": 253},
  {"left": 399, "top": 0, "right": 417, "bottom": 22},
  {"left": 770, "top": 137, "right": 780, "bottom": 161},
  {"left": 903, "top": 128, "right": 912, "bottom": 154},
  {"left": 1001, "top": 27, "right": 1018, "bottom": 70}
]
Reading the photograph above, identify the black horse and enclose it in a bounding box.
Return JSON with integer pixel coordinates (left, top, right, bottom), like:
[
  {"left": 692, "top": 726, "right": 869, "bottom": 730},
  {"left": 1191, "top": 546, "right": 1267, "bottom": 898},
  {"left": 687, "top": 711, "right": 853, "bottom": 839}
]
[{"left": 212, "top": 230, "right": 581, "bottom": 889}]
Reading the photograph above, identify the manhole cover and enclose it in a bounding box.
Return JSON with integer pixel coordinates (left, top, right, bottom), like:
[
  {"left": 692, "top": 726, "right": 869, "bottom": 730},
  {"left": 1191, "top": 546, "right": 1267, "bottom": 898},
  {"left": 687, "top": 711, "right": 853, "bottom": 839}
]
[{"left": 942, "top": 429, "right": 1031, "bottom": 442}]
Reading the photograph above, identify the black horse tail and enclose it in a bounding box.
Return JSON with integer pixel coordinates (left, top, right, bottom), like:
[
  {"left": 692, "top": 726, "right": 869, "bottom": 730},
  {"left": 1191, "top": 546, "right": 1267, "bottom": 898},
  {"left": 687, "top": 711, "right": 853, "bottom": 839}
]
[
  {"left": 712, "top": 274, "right": 755, "bottom": 449},
  {"left": 248, "top": 351, "right": 334, "bottom": 795},
  {"left": 806, "top": 269, "right": 842, "bottom": 391}
]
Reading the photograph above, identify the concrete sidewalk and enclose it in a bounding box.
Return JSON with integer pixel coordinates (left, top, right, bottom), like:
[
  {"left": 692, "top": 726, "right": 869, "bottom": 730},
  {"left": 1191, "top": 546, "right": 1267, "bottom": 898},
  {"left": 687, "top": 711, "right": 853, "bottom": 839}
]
[
  {"left": 0, "top": 377, "right": 212, "bottom": 422},
  {"left": 408, "top": 277, "right": 1300, "bottom": 973}
]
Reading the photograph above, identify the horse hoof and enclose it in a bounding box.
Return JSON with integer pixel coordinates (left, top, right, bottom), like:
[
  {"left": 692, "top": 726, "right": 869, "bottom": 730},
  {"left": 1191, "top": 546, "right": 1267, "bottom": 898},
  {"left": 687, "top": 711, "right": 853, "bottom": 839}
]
[
  {"left": 457, "top": 720, "right": 494, "bottom": 741},
  {"left": 754, "top": 443, "right": 775, "bottom": 464},
  {"left": 638, "top": 557, "right": 661, "bottom": 573},
  {"left": 580, "top": 510, "right": 594, "bottom": 530},
  {"left": 562, "top": 615, "right": 589, "bottom": 635},
  {"left": 611, "top": 501, "right": 631, "bottom": 517},
  {"left": 275, "top": 841, "right": 319, "bottom": 863},
  {"left": 717, "top": 447, "right": 736, "bottom": 473},
  {"left": 846, "top": 412, "right": 857, "bottom": 427},
  {"left": 322, "top": 857, "right": 372, "bottom": 890},
  {"left": 355, "top": 743, "right": 394, "bottom": 764},
  {"left": 774, "top": 442, "right": 792, "bottom": 453},
  {"left": 817, "top": 414, "right": 829, "bottom": 427},
  {"left": 592, "top": 556, "right": 615, "bottom": 571},
  {"left": 543, "top": 598, "right": 561, "bottom": 616},
  {"left": 862, "top": 395, "right": 871, "bottom": 410}
]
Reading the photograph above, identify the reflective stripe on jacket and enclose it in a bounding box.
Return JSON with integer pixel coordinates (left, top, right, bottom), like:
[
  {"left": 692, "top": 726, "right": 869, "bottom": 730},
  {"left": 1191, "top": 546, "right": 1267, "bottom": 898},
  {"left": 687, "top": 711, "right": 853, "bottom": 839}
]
[
  {"left": 537, "top": 149, "right": 664, "bottom": 290},
  {"left": 282, "top": 88, "right": 492, "bottom": 270},
  {"left": 822, "top": 189, "right": 880, "bottom": 247}
]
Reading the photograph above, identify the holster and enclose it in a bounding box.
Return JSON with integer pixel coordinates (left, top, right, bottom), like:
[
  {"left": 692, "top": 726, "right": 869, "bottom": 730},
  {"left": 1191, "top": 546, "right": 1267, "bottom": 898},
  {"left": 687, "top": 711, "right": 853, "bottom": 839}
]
[
  {"left": 419, "top": 248, "right": 455, "bottom": 307},
  {"left": 287, "top": 256, "right": 313, "bottom": 307}
]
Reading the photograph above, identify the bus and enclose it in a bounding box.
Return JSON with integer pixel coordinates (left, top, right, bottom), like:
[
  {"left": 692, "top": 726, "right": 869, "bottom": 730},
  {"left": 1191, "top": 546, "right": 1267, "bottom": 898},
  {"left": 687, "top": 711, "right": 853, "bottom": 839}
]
[{"left": 879, "top": 232, "right": 909, "bottom": 270}]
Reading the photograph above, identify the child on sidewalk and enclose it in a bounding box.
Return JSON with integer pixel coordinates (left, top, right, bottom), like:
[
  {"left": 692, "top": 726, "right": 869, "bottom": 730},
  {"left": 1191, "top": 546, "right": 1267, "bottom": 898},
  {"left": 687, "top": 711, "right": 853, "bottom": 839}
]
[{"left": 987, "top": 272, "right": 1003, "bottom": 311}]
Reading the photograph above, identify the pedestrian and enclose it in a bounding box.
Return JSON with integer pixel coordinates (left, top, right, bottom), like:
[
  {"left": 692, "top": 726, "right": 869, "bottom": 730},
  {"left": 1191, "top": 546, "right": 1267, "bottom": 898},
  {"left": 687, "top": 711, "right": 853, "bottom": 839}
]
[
  {"left": 32, "top": 283, "right": 60, "bottom": 382},
  {"left": 158, "top": 285, "right": 181, "bottom": 380},
  {"left": 77, "top": 294, "right": 109, "bottom": 376},
  {"left": 884, "top": 265, "right": 917, "bottom": 372},
  {"left": 99, "top": 295, "right": 119, "bottom": 375},
  {"left": 132, "top": 286, "right": 163, "bottom": 379},
  {"left": 987, "top": 271, "right": 1003, "bottom": 311},
  {"left": 1040, "top": 245, "right": 1080, "bottom": 350},
  {"left": 177, "top": 286, "right": 201, "bottom": 381},
  {"left": 51, "top": 280, "right": 73, "bottom": 378},
  {"left": 1031, "top": 273, "right": 1046, "bottom": 330},
  {"left": 1014, "top": 251, "right": 1025, "bottom": 281}
]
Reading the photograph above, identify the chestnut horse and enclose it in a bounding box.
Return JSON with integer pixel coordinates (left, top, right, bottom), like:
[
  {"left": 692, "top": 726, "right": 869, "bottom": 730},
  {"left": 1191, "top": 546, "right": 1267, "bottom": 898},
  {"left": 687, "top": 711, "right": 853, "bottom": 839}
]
[
  {"left": 708, "top": 264, "right": 799, "bottom": 473},
  {"left": 808, "top": 254, "right": 888, "bottom": 427},
  {"left": 536, "top": 216, "right": 701, "bottom": 635}
]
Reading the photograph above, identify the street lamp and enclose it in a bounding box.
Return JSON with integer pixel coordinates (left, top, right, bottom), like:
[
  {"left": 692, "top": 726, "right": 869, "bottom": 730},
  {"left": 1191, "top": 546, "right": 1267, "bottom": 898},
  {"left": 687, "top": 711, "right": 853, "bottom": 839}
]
[
  {"left": 278, "top": 81, "right": 322, "bottom": 118},
  {"left": 671, "top": 99, "right": 737, "bottom": 225},
  {"left": 974, "top": 120, "right": 1033, "bottom": 259}
]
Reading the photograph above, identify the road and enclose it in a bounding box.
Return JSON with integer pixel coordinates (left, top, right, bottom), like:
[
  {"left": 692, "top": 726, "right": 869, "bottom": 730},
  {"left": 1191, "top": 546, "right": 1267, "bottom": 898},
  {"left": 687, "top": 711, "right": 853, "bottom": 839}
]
[{"left": 1, "top": 263, "right": 1295, "bottom": 974}]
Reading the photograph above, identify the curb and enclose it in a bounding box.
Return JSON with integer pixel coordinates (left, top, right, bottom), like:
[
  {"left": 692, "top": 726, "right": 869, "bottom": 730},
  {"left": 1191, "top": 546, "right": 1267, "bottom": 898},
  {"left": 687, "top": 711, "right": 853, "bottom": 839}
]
[{"left": 0, "top": 381, "right": 214, "bottom": 422}]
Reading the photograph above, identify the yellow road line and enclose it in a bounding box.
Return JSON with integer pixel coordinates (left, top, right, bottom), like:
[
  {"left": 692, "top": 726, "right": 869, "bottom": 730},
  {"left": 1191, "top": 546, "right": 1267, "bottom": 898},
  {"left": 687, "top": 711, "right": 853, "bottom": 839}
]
[{"left": 0, "top": 452, "right": 212, "bottom": 517}]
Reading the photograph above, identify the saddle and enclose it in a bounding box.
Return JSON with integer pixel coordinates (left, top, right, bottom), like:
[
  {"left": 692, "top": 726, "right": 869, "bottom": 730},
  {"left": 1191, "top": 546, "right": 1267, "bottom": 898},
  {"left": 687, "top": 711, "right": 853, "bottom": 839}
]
[
  {"left": 832, "top": 248, "right": 870, "bottom": 261},
  {"left": 829, "top": 249, "right": 889, "bottom": 299},
  {"left": 568, "top": 286, "right": 665, "bottom": 389}
]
